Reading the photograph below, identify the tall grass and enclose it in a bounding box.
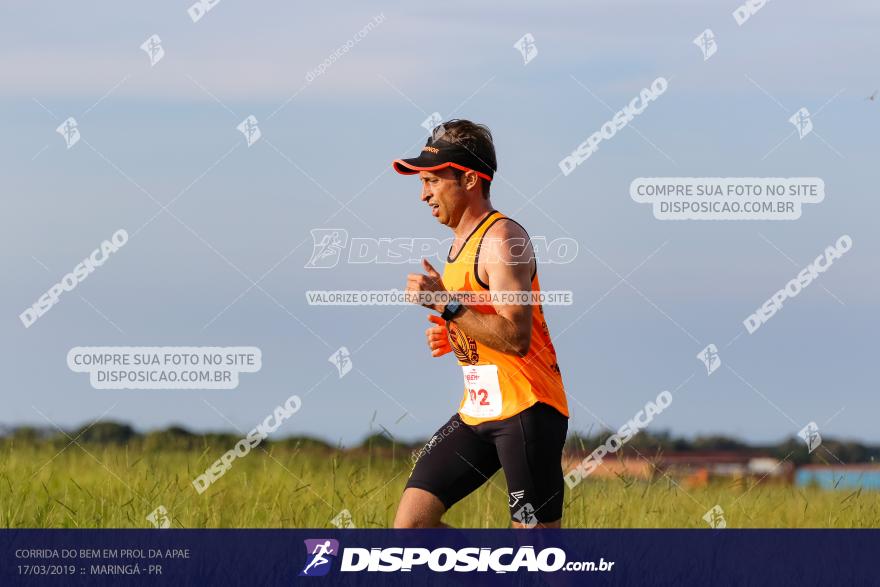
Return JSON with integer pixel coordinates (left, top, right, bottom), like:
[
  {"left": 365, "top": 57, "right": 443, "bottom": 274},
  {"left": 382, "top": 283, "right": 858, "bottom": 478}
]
[{"left": 2, "top": 442, "right": 878, "bottom": 528}]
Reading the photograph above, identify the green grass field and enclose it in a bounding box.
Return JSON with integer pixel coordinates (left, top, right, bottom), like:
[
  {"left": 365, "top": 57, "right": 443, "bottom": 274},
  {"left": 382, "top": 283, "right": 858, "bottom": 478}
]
[{"left": 3, "top": 441, "right": 879, "bottom": 528}]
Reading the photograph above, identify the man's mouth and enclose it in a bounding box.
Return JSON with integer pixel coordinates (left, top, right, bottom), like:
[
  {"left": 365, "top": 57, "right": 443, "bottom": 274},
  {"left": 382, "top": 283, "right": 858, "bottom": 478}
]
[{"left": 429, "top": 203, "right": 439, "bottom": 217}]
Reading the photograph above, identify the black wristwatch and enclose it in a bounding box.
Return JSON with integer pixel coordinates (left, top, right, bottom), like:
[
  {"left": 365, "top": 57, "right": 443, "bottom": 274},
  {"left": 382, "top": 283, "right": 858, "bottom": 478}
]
[{"left": 440, "top": 298, "right": 464, "bottom": 321}]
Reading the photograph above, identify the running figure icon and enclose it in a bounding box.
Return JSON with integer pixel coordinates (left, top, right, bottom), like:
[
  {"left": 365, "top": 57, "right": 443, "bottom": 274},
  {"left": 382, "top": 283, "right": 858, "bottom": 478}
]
[{"left": 301, "top": 540, "right": 337, "bottom": 576}]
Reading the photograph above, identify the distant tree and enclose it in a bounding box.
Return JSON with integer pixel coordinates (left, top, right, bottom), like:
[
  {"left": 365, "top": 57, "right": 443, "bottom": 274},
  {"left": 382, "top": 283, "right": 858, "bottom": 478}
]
[
  {"left": 75, "top": 421, "right": 135, "bottom": 444},
  {"left": 360, "top": 432, "right": 395, "bottom": 449},
  {"left": 9, "top": 426, "right": 52, "bottom": 443},
  {"left": 691, "top": 435, "right": 750, "bottom": 452},
  {"left": 4, "top": 421, "right": 880, "bottom": 465},
  {"left": 142, "top": 425, "right": 197, "bottom": 451},
  {"left": 275, "top": 436, "right": 333, "bottom": 451}
]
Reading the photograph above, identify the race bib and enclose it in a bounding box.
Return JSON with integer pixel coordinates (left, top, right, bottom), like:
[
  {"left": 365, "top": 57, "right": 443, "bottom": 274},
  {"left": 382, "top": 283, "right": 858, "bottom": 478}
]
[{"left": 460, "top": 364, "right": 502, "bottom": 418}]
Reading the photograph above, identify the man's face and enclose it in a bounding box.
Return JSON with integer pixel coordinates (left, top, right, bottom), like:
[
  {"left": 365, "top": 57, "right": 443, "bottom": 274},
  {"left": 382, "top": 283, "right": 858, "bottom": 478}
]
[{"left": 419, "top": 168, "right": 465, "bottom": 226}]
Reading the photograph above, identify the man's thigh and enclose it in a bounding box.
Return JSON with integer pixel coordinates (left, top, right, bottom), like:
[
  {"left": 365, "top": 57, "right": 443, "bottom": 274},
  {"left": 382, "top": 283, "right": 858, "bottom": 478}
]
[{"left": 404, "top": 413, "right": 501, "bottom": 513}]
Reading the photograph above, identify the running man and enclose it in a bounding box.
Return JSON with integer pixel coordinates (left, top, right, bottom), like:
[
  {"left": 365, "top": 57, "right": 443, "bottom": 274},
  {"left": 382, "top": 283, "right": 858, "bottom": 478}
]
[
  {"left": 392, "top": 119, "right": 569, "bottom": 528},
  {"left": 302, "top": 540, "right": 334, "bottom": 575}
]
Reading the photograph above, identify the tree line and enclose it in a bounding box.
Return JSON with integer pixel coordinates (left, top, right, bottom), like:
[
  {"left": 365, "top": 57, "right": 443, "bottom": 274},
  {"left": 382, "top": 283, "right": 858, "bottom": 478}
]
[{"left": 3, "top": 422, "right": 878, "bottom": 465}]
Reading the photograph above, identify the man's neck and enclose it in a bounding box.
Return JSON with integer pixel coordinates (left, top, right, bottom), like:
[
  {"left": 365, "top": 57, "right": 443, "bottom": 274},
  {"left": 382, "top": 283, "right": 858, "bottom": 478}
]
[{"left": 451, "top": 202, "right": 494, "bottom": 240}]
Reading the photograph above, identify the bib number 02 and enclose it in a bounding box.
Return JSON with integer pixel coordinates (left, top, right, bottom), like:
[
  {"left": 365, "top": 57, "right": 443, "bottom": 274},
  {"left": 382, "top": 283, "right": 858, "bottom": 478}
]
[{"left": 460, "top": 364, "right": 502, "bottom": 418}]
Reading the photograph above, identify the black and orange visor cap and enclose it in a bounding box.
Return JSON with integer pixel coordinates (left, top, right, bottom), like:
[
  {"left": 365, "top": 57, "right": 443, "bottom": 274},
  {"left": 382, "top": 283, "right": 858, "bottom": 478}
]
[{"left": 392, "top": 136, "right": 495, "bottom": 182}]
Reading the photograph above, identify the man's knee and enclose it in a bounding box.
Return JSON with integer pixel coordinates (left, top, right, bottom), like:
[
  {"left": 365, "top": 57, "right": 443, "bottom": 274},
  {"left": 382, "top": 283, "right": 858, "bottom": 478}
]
[
  {"left": 394, "top": 488, "right": 446, "bottom": 528},
  {"left": 393, "top": 512, "right": 440, "bottom": 528}
]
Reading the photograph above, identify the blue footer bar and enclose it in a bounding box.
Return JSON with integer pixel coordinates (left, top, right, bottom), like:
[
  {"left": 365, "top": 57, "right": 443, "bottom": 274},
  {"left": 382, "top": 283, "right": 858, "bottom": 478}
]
[{"left": 2, "top": 529, "right": 876, "bottom": 585}]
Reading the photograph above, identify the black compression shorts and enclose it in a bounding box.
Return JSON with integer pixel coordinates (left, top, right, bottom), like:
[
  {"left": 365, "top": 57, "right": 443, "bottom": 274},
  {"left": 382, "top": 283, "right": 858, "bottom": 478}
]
[{"left": 405, "top": 401, "right": 569, "bottom": 524}]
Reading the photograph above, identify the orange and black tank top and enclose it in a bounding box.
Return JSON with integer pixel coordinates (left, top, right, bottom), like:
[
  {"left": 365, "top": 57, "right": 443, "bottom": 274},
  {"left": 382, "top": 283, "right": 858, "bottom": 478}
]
[{"left": 443, "top": 210, "right": 569, "bottom": 425}]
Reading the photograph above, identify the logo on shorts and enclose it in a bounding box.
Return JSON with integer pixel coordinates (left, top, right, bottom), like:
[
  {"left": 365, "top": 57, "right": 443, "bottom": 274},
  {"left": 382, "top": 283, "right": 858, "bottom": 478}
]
[
  {"left": 447, "top": 321, "right": 479, "bottom": 365},
  {"left": 300, "top": 539, "right": 339, "bottom": 577},
  {"left": 509, "top": 490, "right": 525, "bottom": 508}
]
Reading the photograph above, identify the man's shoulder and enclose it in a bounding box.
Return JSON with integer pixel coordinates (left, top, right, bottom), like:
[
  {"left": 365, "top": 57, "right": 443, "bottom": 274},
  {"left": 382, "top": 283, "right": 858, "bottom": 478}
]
[
  {"left": 483, "top": 213, "right": 530, "bottom": 242},
  {"left": 479, "top": 213, "right": 535, "bottom": 270}
]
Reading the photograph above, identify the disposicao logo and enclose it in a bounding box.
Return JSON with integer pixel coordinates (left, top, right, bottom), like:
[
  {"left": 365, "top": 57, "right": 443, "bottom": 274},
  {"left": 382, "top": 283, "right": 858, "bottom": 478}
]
[{"left": 300, "top": 539, "right": 339, "bottom": 577}]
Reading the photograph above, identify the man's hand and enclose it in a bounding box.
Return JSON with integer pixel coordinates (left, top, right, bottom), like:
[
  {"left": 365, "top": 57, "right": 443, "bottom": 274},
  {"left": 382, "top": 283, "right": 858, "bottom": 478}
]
[
  {"left": 425, "top": 314, "right": 452, "bottom": 357},
  {"left": 406, "top": 259, "right": 447, "bottom": 312}
]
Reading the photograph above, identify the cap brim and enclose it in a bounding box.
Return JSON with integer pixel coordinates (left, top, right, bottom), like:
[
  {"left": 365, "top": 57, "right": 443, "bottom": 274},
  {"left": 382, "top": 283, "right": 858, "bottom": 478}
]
[
  {"left": 392, "top": 157, "right": 436, "bottom": 175},
  {"left": 392, "top": 159, "right": 493, "bottom": 182}
]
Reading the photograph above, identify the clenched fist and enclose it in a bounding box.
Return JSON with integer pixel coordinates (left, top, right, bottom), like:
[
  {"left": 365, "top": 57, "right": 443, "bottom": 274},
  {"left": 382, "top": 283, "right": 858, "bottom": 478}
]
[
  {"left": 425, "top": 314, "right": 451, "bottom": 357},
  {"left": 406, "top": 259, "right": 447, "bottom": 312}
]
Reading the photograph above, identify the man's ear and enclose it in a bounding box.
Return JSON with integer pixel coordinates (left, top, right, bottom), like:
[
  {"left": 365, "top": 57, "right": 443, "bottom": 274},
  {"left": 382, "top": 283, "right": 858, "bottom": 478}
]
[{"left": 462, "top": 170, "right": 480, "bottom": 192}]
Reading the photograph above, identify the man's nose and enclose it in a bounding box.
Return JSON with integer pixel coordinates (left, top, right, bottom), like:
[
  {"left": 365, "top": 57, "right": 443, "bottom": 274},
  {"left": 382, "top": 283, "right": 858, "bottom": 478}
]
[{"left": 420, "top": 185, "right": 431, "bottom": 201}]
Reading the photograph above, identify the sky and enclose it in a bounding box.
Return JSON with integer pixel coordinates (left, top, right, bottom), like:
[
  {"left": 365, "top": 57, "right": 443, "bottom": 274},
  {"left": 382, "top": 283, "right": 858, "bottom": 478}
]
[{"left": 1, "top": 1, "right": 878, "bottom": 447}]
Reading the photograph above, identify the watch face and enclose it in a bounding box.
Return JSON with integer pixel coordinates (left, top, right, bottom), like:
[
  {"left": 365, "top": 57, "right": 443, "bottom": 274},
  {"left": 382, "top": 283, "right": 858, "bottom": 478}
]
[{"left": 442, "top": 299, "right": 462, "bottom": 320}]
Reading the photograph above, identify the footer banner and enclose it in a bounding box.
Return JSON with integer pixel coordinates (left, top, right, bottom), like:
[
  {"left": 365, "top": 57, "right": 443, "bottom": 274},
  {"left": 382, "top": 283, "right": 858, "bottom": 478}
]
[{"left": 1, "top": 529, "right": 875, "bottom": 585}]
